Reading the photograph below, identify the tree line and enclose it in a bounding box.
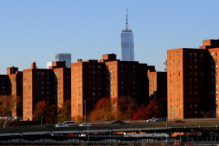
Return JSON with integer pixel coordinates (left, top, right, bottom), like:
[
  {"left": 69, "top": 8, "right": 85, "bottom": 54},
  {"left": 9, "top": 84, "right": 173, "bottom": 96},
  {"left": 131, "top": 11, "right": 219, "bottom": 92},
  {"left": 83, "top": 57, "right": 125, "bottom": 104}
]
[
  {"left": 0, "top": 95, "right": 167, "bottom": 126},
  {"left": 32, "top": 96, "right": 167, "bottom": 123}
]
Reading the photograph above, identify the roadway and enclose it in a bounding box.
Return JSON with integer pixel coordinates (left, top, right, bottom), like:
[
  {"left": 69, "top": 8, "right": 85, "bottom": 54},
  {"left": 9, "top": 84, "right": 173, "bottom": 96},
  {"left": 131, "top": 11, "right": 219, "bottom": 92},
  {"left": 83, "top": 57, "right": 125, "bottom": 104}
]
[{"left": 0, "top": 118, "right": 218, "bottom": 136}]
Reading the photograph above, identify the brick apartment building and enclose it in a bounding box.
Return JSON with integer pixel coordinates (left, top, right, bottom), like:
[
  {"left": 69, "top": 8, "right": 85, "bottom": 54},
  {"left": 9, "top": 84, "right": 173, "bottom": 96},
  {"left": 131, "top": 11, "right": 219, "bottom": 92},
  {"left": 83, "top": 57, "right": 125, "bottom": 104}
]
[
  {"left": 7, "top": 66, "right": 23, "bottom": 118},
  {"left": 23, "top": 62, "right": 54, "bottom": 121},
  {"left": 71, "top": 54, "right": 153, "bottom": 120},
  {"left": 148, "top": 71, "right": 167, "bottom": 101},
  {"left": 23, "top": 61, "right": 71, "bottom": 121},
  {"left": 49, "top": 61, "right": 71, "bottom": 109},
  {"left": 0, "top": 67, "right": 23, "bottom": 118},
  {"left": 167, "top": 39, "right": 219, "bottom": 119},
  {"left": 71, "top": 59, "right": 106, "bottom": 120}
]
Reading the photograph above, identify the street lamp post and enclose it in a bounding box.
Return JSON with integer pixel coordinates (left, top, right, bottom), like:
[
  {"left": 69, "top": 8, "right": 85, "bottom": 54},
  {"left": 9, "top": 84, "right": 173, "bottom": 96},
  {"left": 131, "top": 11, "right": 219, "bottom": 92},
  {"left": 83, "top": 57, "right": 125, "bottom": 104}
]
[
  {"left": 84, "top": 100, "right": 89, "bottom": 145},
  {"left": 41, "top": 116, "right": 42, "bottom": 126},
  {"left": 166, "top": 117, "right": 168, "bottom": 143},
  {"left": 84, "top": 100, "right": 86, "bottom": 123}
]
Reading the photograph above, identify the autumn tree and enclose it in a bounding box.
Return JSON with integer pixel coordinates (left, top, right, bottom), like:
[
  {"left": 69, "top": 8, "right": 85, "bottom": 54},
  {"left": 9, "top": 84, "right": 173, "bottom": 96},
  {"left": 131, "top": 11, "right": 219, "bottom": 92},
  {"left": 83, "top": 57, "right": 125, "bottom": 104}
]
[
  {"left": 133, "top": 98, "right": 167, "bottom": 120},
  {"left": 0, "top": 95, "right": 21, "bottom": 127},
  {"left": 33, "top": 100, "right": 58, "bottom": 124},
  {"left": 89, "top": 98, "right": 114, "bottom": 122},
  {"left": 89, "top": 97, "right": 136, "bottom": 122},
  {"left": 74, "top": 115, "right": 85, "bottom": 123},
  {"left": 132, "top": 105, "right": 149, "bottom": 120},
  {"left": 116, "top": 97, "right": 136, "bottom": 120},
  {"left": 58, "top": 99, "right": 71, "bottom": 123}
]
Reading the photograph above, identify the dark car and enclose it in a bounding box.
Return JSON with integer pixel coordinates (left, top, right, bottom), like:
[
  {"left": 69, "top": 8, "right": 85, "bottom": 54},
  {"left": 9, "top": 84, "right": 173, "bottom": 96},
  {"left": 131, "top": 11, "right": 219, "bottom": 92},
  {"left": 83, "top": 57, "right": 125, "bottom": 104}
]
[
  {"left": 44, "top": 124, "right": 55, "bottom": 128},
  {"left": 158, "top": 117, "right": 167, "bottom": 121},
  {"left": 173, "top": 120, "right": 184, "bottom": 123},
  {"left": 111, "top": 120, "right": 126, "bottom": 125}
]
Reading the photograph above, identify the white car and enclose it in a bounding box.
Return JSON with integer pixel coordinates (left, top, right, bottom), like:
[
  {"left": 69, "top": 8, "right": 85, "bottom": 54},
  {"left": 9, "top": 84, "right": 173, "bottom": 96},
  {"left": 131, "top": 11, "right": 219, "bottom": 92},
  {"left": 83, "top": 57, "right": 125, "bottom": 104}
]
[
  {"left": 55, "top": 121, "right": 75, "bottom": 127},
  {"left": 146, "top": 118, "right": 158, "bottom": 122},
  {"left": 79, "top": 123, "right": 91, "bottom": 126}
]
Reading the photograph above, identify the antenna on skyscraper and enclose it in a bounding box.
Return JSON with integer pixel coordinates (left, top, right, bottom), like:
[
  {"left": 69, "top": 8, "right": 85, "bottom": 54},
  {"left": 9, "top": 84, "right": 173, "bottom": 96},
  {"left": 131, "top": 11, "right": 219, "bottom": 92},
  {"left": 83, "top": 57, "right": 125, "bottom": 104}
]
[{"left": 126, "top": 5, "right": 128, "bottom": 30}]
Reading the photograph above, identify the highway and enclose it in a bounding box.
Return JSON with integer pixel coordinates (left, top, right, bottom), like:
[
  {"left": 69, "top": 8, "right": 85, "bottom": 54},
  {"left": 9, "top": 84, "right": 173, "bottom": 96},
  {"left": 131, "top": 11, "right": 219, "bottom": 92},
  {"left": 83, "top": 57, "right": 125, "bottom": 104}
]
[{"left": 0, "top": 118, "right": 218, "bottom": 136}]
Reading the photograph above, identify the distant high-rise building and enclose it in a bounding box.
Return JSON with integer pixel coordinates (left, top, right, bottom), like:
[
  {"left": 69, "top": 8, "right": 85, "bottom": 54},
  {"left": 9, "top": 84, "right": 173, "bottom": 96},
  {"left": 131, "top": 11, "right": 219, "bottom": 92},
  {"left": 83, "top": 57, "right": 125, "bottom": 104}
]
[
  {"left": 163, "top": 59, "right": 167, "bottom": 72},
  {"left": 121, "top": 7, "right": 134, "bottom": 61},
  {"left": 55, "top": 53, "right": 71, "bottom": 68}
]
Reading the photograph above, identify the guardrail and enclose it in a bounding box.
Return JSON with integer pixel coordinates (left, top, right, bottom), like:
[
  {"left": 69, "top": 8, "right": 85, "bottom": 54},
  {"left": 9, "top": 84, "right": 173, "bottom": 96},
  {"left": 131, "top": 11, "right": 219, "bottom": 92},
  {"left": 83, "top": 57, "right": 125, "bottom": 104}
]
[{"left": 0, "top": 138, "right": 218, "bottom": 145}]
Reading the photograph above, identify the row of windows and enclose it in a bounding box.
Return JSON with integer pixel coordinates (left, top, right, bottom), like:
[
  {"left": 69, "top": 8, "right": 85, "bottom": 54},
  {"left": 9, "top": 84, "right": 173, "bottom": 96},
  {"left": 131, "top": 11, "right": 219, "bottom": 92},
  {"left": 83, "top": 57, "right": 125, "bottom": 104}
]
[
  {"left": 23, "top": 102, "right": 31, "bottom": 105},
  {"left": 169, "top": 105, "right": 181, "bottom": 109},
  {"left": 169, "top": 92, "right": 181, "bottom": 96},
  {"left": 169, "top": 72, "right": 181, "bottom": 77},
  {"left": 169, "top": 98, "right": 181, "bottom": 102},
  {"left": 169, "top": 60, "right": 181, "bottom": 64},
  {"left": 211, "top": 52, "right": 218, "bottom": 56},
  {"left": 169, "top": 53, "right": 181, "bottom": 58},
  {"left": 169, "top": 111, "right": 181, "bottom": 115},
  {"left": 72, "top": 65, "right": 102, "bottom": 69}
]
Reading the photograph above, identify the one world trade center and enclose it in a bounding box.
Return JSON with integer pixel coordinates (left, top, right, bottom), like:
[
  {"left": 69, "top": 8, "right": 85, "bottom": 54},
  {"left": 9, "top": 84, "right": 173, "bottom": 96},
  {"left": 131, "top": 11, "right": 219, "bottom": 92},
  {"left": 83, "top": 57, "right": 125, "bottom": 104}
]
[{"left": 120, "top": 7, "right": 134, "bottom": 61}]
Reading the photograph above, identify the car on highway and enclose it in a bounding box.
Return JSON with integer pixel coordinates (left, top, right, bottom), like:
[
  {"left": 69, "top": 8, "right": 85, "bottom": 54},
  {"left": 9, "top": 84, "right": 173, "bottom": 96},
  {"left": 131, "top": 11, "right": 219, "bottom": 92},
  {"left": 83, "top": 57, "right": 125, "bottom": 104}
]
[
  {"left": 158, "top": 117, "right": 167, "bottom": 121},
  {"left": 79, "top": 123, "right": 91, "bottom": 126},
  {"left": 55, "top": 121, "right": 75, "bottom": 127},
  {"left": 44, "top": 124, "right": 55, "bottom": 128},
  {"left": 146, "top": 118, "right": 159, "bottom": 122},
  {"left": 172, "top": 120, "right": 184, "bottom": 123},
  {"left": 111, "top": 120, "right": 126, "bottom": 125}
]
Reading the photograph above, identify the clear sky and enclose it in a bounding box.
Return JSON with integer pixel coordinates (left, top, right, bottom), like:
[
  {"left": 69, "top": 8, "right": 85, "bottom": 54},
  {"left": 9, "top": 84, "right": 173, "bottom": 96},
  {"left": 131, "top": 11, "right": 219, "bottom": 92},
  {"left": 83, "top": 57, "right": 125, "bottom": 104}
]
[{"left": 1, "top": 0, "right": 219, "bottom": 74}]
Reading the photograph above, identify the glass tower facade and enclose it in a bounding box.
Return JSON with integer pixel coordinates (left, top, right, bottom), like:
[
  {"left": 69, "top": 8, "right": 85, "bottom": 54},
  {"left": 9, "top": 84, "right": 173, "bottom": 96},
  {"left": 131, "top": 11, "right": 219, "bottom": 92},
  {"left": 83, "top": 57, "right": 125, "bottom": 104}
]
[
  {"left": 121, "top": 30, "right": 134, "bottom": 61},
  {"left": 55, "top": 53, "right": 71, "bottom": 68}
]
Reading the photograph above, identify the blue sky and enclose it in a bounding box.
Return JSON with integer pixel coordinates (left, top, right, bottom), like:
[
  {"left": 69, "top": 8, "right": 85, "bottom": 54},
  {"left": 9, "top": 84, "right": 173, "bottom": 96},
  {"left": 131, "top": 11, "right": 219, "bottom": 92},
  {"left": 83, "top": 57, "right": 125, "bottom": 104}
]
[{"left": 1, "top": 0, "right": 219, "bottom": 74}]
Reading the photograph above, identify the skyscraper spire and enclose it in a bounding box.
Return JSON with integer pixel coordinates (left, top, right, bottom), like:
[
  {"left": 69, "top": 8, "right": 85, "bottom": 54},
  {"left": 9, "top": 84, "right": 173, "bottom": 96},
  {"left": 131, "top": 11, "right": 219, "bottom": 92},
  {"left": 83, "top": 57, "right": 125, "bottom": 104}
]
[{"left": 126, "top": 5, "right": 128, "bottom": 30}]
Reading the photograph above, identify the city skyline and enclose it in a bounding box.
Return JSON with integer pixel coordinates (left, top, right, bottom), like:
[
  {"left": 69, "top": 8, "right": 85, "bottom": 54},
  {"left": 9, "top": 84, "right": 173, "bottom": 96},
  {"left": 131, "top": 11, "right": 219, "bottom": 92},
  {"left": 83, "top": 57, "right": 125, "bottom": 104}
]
[{"left": 1, "top": 1, "right": 219, "bottom": 73}]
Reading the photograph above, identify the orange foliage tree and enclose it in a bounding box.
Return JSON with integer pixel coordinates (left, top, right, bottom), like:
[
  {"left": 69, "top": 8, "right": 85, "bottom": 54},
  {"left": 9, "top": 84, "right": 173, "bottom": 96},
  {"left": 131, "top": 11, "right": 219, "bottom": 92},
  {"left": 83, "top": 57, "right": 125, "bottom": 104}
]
[
  {"left": 89, "top": 98, "right": 114, "bottom": 122},
  {"left": 133, "top": 98, "right": 167, "bottom": 120},
  {"left": 89, "top": 97, "right": 136, "bottom": 122},
  {"left": 132, "top": 105, "right": 149, "bottom": 120},
  {"left": 0, "top": 95, "right": 21, "bottom": 127},
  {"left": 116, "top": 97, "right": 136, "bottom": 120},
  {"left": 33, "top": 100, "right": 58, "bottom": 124},
  {"left": 58, "top": 99, "right": 71, "bottom": 123}
]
